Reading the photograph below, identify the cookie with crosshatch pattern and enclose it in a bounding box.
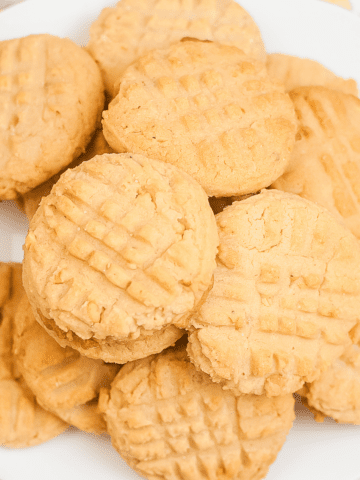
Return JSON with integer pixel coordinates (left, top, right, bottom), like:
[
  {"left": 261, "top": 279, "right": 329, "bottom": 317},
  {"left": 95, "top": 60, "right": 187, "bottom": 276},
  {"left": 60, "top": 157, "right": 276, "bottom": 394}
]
[
  {"left": 99, "top": 346, "right": 295, "bottom": 480},
  {"left": 266, "top": 54, "right": 358, "bottom": 96},
  {"left": 187, "top": 189, "right": 360, "bottom": 397},
  {"left": 273, "top": 87, "right": 360, "bottom": 239},
  {"left": 0, "top": 34, "right": 104, "bottom": 200},
  {"left": 0, "top": 263, "right": 67, "bottom": 448},
  {"left": 23, "top": 153, "right": 217, "bottom": 363},
  {"left": 300, "top": 343, "right": 360, "bottom": 425},
  {"left": 13, "top": 294, "right": 120, "bottom": 434},
  {"left": 103, "top": 40, "right": 296, "bottom": 197},
  {"left": 87, "top": 0, "right": 265, "bottom": 98}
]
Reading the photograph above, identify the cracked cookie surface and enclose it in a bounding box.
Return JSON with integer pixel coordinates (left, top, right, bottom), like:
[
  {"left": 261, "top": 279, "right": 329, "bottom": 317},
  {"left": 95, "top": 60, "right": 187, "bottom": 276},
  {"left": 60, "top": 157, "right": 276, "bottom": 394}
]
[
  {"left": 99, "top": 345, "right": 294, "bottom": 480},
  {"left": 87, "top": 0, "right": 265, "bottom": 97},
  {"left": 103, "top": 41, "right": 296, "bottom": 197},
  {"left": 23, "top": 153, "right": 217, "bottom": 362},
  {"left": 273, "top": 87, "right": 360, "bottom": 239},
  {"left": 188, "top": 190, "right": 360, "bottom": 396},
  {"left": 0, "top": 34, "right": 104, "bottom": 200}
]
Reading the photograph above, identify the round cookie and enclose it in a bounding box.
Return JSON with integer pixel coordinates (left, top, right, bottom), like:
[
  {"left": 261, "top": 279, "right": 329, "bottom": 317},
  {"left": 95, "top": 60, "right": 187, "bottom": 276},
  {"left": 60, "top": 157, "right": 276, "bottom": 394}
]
[
  {"left": 99, "top": 345, "right": 295, "bottom": 480},
  {"left": 87, "top": 0, "right": 265, "bottom": 98},
  {"left": 266, "top": 54, "right": 358, "bottom": 96},
  {"left": 0, "top": 34, "right": 104, "bottom": 200},
  {"left": 188, "top": 190, "right": 360, "bottom": 397},
  {"left": 0, "top": 264, "right": 67, "bottom": 448},
  {"left": 23, "top": 153, "right": 218, "bottom": 363},
  {"left": 301, "top": 344, "right": 360, "bottom": 424},
  {"left": 21, "top": 130, "right": 114, "bottom": 221},
  {"left": 273, "top": 86, "right": 360, "bottom": 239},
  {"left": 103, "top": 41, "right": 296, "bottom": 197},
  {"left": 13, "top": 294, "right": 120, "bottom": 434}
]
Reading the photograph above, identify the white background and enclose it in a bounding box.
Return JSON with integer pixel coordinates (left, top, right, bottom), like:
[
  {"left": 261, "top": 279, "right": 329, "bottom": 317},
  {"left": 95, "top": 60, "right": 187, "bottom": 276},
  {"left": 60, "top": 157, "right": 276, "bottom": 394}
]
[{"left": 0, "top": 1, "right": 360, "bottom": 479}]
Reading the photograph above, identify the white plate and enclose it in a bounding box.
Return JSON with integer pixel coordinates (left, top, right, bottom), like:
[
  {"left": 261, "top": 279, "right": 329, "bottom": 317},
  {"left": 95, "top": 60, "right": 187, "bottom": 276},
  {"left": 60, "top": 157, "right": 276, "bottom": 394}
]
[{"left": 1, "top": 1, "right": 360, "bottom": 479}]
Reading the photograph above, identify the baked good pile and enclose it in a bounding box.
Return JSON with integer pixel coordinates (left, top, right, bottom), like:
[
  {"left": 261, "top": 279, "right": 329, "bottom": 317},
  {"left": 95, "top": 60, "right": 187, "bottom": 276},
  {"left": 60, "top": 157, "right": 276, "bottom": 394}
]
[{"left": 1, "top": 1, "right": 360, "bottom": 478}]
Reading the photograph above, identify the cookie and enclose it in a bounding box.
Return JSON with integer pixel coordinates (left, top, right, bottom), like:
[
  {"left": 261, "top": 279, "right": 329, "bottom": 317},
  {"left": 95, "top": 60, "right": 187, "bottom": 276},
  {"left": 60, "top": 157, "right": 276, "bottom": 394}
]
[
  {"left": 23, "top": 153, "right": 217, "bottom": 363},
  {"left": 22, "top": 130, "right": 114, "bottom": 220},
  {"left": 103, "top": 40, "right": 297, "bottom": 197},
  {"left": 13, "top": 294, "right": 120, "bottom": 434},
  {"left": 99, "top": 346, "right": 295, "bottom": 480},
  {"left": 0, "top": 34, "right": 104, "bottom": 200},
  {"left": 266, "top": 54, "right": 358, "bottom": 96},
  {"left": 301, "top": 344, "right": 360, "bottom": 424},
  {"left": 0, "top": 263, "right": 67, "bottom": 448},
  {"left": 87, "top": 0, "right": 265, "bottom": 97},
  {"left": 188, "top": 189, "right": 360, "bottom": 397},
  {"left": 273, "top": 86, "right": 360, "bottom": 239}
]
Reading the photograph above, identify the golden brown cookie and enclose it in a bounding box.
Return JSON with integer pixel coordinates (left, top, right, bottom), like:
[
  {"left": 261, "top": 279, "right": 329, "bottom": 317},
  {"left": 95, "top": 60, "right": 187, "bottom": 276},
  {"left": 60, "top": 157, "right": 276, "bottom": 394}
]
[
  {"left": 103, "top": 41, "right": 296, "bottom": 197},
  {"left": 23, "top": 153, "right": 217, "bottom": 363},
  {"left": 21, "top": 130, "right": 114, "bottom": 221},
  {"left": 0, "top": 34, "right": 104, "bottom": 200},
  {"left": 13, "top": 294, "right": 120, "bottom": 434},
  {"left": 87, "top": 0, "right": 265, "bottom": 97},
  {"left": 273, "top": 87, "right": 360, "bottom": 239},
  {"left": 188, "top": 189, "right": 360, "bottom": 397},
  {"left": 99, "top": 346, "right": 295, "bottom": 480},
  {"left": 266, "top": 54, "right": 358, "bottom": 96},
  {"left": 301, "top": 344, "right": 360, "bottom": 424},
  {"left": 0, "top": 264, "right": 67, "bottom": 448}
]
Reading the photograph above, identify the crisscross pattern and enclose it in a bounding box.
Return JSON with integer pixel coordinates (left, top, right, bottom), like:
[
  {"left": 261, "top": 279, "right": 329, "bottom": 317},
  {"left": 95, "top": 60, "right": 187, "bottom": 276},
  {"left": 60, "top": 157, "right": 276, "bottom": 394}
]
[
  {"left": 23, "top": 154, "right": 217, "bottom": 351},
  {"left": 103, "top": 41, "right": 296, "bottom": 196},
  {"left": 100, "top": 347, "right": 294, "bottom": 480},
  {"left": 87, "top": 0, "right": 265, "bottom": 97},
  {"left": 0, "top": 34, "right": 104, "bottom": 199},
  {"left": 188, "top": 190, "right": 360, "bottom": 396},
  {"left": 273, "top": 87, "right": 360, "bottom": 239}
]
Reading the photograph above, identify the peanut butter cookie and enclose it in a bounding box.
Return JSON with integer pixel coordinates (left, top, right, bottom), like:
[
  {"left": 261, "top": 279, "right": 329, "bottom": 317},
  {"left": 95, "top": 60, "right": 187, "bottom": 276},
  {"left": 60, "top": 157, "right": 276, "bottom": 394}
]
[
  {"left": 99, "top": 345, "right": 295, "bottom": 480},
  {"left": 188, "top": 190, "right": 360, "bottom": 396},
  {"left": 266, "top": 54, "right": 358, "bottom": 95},
  {"left": 13, "top": 294, "right": 120, "bottom": 434},
  {"left": 0, "top": 34, "right": 104, "bottom": 200},
  {"left": 23, "top": 153, "right": 217, "bottom": 363},
  {"left": 87, "top": 0, "right": 265, "bottom": 97},
  {"left": 103, "top": 41, "right": 296, "bottom": 196},
  {"left": 273, "top": 87, "right": 360, "bottom": 238},
  {"left": 0, "top": 264, "right": 67, "bottom": 448}
]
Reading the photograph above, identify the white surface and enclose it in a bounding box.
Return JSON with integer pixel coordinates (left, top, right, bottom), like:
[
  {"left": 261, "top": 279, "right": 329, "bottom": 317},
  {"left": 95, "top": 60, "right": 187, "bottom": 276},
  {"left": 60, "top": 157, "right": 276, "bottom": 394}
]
[{"left": 0, "top": 0, "right": 360, "bottom": 479}]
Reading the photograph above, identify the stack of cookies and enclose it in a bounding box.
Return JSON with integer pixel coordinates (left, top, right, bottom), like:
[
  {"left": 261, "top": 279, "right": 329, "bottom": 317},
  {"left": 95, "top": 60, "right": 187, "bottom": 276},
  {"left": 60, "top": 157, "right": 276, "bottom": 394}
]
[{"left": 1, "top": 1, "right": 360, "bottom": 478}]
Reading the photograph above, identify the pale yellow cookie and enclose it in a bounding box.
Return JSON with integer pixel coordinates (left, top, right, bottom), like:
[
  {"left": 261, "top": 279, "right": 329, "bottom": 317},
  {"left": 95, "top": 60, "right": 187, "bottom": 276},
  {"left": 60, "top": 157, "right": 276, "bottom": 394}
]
[
  {"left": 266, "top": 54, "right": 358, "bottom": 96},
  {"left": 99, "top": 346, "right": 295, "bottom": 480},
  {"left": 23, "top": 153, "right": 217, "bottom": 363},
  {"left": 0, "top": 264, "right": 67, "bottom": 448},
  {"left": 0, "top": 34, "right": 104, "bottom": 200},
  {"left": 103, "top": 41, "right": 296, "bottom": 197},
  {"left": 13, "top": 294, "right": 120, "bottom": 434},
  {"left": 273, "top": 87, "right": 360, "bottom": 239},
  {"left": 301, "top": 344, "right": 360, "bottom": 424},
  {"left": 188, "top": 190, "right": 360, "bottom": 397},
  {"left": 87, "top": 0, "right": 265, "bottom": 97},
  {"left": 22, "top": 130, "right": 114, "bottom": 221}
]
